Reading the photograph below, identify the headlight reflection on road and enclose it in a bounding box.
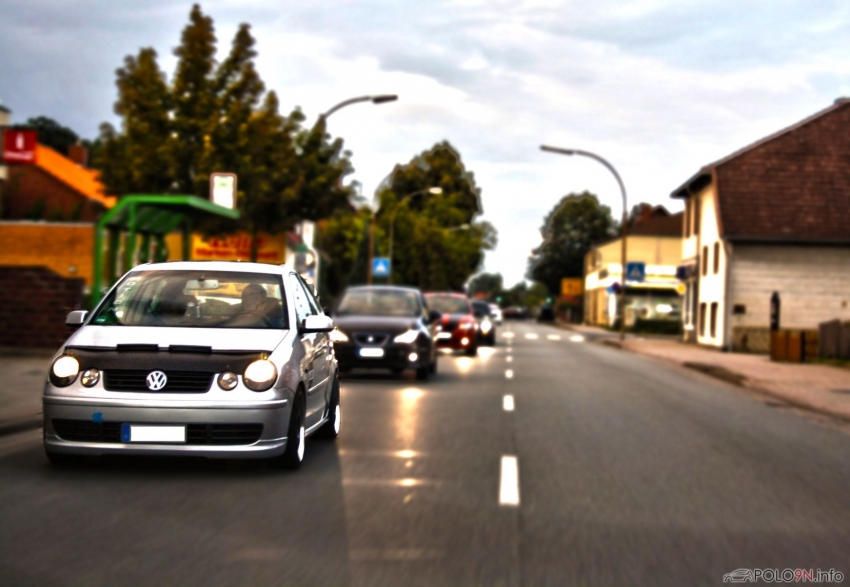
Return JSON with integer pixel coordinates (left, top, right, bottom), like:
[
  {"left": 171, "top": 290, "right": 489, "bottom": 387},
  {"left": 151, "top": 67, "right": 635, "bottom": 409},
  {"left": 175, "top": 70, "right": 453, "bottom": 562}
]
[
  {"left": 454, "top": 357, "right": 474, "bottom": 374},
  {"left": 397, "top": 387, "right": 425, "bottom": 449},
  {"left": 477, "top": 347, "right": 497, "bottom": 361}
]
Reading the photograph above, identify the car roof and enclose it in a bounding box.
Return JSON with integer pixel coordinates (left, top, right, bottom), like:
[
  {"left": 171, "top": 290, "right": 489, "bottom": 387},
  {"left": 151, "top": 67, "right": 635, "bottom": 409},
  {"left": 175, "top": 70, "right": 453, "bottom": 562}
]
[
  {"left": 128, "top": 261, "right": 294, "bottom": 276},
  {"left": 423, "top": 292, "right": 468, "bottom": 298},
  {"left": 345, "top": 285, "right": 422, "bottom": 294}
]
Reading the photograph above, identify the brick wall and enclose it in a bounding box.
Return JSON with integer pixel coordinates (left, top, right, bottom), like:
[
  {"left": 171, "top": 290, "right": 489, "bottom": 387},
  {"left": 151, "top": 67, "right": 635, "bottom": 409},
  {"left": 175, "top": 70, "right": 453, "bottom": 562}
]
[
  {"left": 4, "top": 165, "right": 105, "bottom": 221},
  {"left": 0, "top": 266, "right": 84, "bottom": 349}
]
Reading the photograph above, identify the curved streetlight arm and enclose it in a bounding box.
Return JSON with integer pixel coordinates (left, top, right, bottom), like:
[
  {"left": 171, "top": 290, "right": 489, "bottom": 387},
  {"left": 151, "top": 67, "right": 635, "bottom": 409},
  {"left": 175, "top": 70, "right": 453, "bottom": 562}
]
[
  {"left": 540, "top": 144, "right": 628, "bottom": 340},
  {"left": 323, "top": 94, "right": 398, "bottom": 119}
]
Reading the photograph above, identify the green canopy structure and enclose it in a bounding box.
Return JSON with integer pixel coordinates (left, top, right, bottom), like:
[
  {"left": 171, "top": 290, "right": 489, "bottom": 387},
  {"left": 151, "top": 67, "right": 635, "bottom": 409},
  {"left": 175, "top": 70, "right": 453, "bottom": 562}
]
[{"left": 92, "top": 195, "right": 240, "bottom": 305}]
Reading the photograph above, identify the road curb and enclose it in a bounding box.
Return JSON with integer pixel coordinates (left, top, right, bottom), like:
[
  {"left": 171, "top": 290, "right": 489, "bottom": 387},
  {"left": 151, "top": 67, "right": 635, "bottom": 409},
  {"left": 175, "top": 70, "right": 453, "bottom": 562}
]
[{"left": 0, "top": 417, "right": 42, "bottom": 438}]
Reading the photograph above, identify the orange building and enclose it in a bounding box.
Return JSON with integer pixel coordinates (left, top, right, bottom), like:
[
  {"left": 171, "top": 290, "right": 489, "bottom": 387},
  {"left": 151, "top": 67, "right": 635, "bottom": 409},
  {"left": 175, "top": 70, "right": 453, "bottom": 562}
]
[{"left": 2, "top": 143, "right": 114, "bottom": 220}]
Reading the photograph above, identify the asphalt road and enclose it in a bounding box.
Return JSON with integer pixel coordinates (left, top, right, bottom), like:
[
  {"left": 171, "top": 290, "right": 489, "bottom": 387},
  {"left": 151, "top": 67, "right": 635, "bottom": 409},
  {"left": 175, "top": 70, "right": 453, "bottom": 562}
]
[{"left": 2, "top": 321, "right": 850, "bottom": 586}]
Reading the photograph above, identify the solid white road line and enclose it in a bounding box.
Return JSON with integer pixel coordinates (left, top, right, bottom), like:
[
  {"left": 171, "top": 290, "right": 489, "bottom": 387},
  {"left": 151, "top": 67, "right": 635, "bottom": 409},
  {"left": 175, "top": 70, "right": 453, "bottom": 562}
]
[
  {"left": 505, "top": 369, "right": 514, "bottom": 379},
  {"left": 499, "top": 456, "right": 520, "bottom": 506},
  {"left": 547, "top": 334, "right": 561, "bottom": 341},
  {"left": 525, "top": 333, "right": 538, "bottom": 340},
  {"left": 503, "top": 395, "right": 515, "bottom": 411}
]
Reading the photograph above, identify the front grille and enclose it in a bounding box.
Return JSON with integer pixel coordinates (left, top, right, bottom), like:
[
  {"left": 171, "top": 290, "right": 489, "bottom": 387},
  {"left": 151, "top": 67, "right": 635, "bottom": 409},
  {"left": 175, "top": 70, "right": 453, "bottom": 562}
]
[
  {"left": 186, "top": 424, "right": 264, "bottom": 445},
  {"left": 103, "top": 370, "right": 214, "bottom": 393},
  {"left": 53, "top": 420, "right": 122, "bottom": 443},
  {"left": 52, "top": 420, "right": 263, "bottom": 446},
  {"left": 353, "top": 333, "right": 390, "bottom": 346}
]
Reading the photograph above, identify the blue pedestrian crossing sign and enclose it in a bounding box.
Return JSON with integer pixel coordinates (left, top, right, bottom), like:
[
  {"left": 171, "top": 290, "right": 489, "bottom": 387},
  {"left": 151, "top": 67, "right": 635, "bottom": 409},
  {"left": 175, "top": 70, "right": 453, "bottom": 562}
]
[
  {"left": 372, "top": 257, "right": 391, "bottom": 277},
  {"left": 626, "top": 262, "right": 646, "bottom": 283}
]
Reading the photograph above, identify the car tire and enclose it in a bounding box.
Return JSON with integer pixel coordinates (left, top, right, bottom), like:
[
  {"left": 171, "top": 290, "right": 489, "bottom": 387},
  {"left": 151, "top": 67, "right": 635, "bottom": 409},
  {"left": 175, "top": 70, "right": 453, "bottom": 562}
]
[
  {"left": 274, "top": 393, "right": 306, "bottom": 470},
  {"left": 465, "top": 345, "right": 478, "bottom": 357},
  {"left": 316, "top": 378, "right": 341, "bottom": 440},
  {"left": 391, "top": 367, "right": 404, "bottom": 376},
  {"left": 415, "top": 365, "right": 430, "bottom": 381},
  {"left": 429, "top": 357, "right": 437, "bottom": 375}
]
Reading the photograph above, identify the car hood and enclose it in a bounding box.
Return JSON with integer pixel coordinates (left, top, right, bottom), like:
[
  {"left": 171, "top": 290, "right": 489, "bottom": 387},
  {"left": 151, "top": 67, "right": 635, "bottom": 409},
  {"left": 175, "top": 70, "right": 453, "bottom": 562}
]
[
  {"left": 332, "top": 315, "right": 418, "bottom": 335},
  {"left": 66, "top": 325, "right": 288, "bottom": 353}
]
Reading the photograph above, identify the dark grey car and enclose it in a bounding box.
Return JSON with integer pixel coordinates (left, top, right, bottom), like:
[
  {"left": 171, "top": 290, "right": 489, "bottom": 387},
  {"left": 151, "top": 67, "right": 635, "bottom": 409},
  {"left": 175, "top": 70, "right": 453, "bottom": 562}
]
[{"left": 331, "top": 286, "right": 440, "bottom": 380}]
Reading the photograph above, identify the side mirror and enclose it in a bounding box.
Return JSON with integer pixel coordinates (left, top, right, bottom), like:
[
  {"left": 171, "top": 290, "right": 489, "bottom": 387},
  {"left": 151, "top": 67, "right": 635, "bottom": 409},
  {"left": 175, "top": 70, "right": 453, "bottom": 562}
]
[
  {"left": 66, "top": 310, "right": 88, "bottom": 326},
  {"left": 428, "top": 310, "right": 442, "bottom": 323},
  {"left": 301, "top": 314, "right": 334, "bottom": 333}
]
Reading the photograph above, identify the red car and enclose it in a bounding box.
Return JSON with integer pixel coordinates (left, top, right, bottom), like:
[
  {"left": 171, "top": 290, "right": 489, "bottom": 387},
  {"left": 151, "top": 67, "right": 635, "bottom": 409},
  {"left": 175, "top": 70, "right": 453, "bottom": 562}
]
[{"left": 424, "top": 292, "right": 478, "bottom": 356}]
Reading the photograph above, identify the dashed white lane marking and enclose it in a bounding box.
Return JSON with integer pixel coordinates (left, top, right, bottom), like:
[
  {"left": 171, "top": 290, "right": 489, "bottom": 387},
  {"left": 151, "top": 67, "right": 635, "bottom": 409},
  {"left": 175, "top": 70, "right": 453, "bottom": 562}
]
[
  {"left": 570, "top": 334, "right": 586, "bottom": 343},
  {"left": 505, "top": 369, "right": 514, "bottom": 379},
  {"left": 503, "top": 395, "right": 515, "bottom": 411},
  {"left": 503, "top": 332, "right": 515, "bottom": 339},
  {"left": 525, "top": 333, "right": 538, "bottom": 340},
  {"left": 499, "top": 456, "right": 520, "bottom": 506},
  {"left": 506, "top": 356, "right": 513, "bottom": 363},
  {"left": 547, "top": 334, "right": 561, "bottom": 341}
]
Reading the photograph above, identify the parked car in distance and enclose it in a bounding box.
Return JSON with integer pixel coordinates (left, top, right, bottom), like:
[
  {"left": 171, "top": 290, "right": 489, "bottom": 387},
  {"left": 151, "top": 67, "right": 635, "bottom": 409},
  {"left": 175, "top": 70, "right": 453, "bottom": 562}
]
[
  {"left": 424, "top": 292, "right": 479, "bottom": 356},
  {"left": 43, "top": 261, "right": 340, "bottom": 471},
  {"left": 503, "top": 306, "right": 531, "bottom": 320},
  {"left": 471, "top": 300, "right": 497, "bottom": 346},
  {"left": 489, "top": 303, "right": 503, "bottom": 326},
  {"left": 331, "top": 286, "right": 439, "bottom": 380}
]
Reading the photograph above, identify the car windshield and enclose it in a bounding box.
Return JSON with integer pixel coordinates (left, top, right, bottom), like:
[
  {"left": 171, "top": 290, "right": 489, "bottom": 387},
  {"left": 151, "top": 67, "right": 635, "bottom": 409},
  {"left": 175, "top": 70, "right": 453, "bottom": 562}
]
[
  {"left": 472, "top": 301, "right": 492, "bottom": 316},
  {"left": 425, "top": 295, "right": 471, "bottom": 315},
  {"left": 336, "top": 289, "right": 421, "bottom": 317},
  {"left": 90, "top": 270, "right": 288, "bottom": 329}
]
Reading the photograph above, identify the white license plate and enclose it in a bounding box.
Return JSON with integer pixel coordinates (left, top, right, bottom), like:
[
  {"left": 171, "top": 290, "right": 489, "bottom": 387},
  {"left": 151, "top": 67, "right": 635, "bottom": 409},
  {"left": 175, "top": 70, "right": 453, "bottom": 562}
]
[
  {"left": 437, "top": 332, "right": 452, "bottom": 339},
  {"left": 359, "top": 348, "right": 385, "bottom": 358},
  {"left": 121, "top": 424, "right": 186, "bottom": 443}
]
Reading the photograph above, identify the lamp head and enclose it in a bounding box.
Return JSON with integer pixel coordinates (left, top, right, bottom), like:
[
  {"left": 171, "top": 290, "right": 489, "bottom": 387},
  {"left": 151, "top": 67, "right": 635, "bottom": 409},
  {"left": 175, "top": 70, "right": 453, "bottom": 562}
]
[{"left": 371, "top": 94, "right": 398, "bottom": 104}]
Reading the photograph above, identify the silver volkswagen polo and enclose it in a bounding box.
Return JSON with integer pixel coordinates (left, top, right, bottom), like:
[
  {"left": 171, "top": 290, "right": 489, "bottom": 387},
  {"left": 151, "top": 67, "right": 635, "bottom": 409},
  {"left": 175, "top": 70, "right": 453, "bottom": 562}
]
[{"left": 43, "top": 261, "right": 340, "bottom": 470}]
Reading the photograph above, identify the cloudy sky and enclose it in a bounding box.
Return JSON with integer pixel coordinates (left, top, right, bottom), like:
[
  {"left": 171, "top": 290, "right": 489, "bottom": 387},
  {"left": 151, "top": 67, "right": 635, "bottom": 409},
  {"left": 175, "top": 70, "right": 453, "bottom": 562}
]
[{"left": 2, "top": 0, "right": 849, "bottom": 284}]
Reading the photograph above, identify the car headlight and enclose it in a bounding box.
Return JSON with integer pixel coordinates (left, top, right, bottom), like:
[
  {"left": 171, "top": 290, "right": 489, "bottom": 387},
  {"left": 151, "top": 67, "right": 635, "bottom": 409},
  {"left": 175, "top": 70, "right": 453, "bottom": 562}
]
[
  {"left": 459, "top": 321, "right": 474, "bottom": 330},
  {"left": 330, "top": 328, "right": 349, "bottom": 343},
  {"left": 218, "top": 371, "right": 238, "bottom": 391},
  {"left": 50, "top": 355, "right": 80, "bottom": 387},
  {"left": 394, "top": 329, "right": 419, "bottom": 344},
  {"left": 480, "top": 319, "right": 492, "bottom": 334},
  {"left": 80, "top": 369, "right": 101, "bottom": 388},
  {"left": 243, "top": 359, "right": 278, "bottom": 391}
]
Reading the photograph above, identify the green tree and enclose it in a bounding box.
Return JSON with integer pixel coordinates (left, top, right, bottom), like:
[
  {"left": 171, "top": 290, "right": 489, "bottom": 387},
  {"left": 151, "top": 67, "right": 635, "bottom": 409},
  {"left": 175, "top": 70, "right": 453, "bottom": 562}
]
[
  {"left": 375, "top": 142, "right": 496, "bottom": 290},
  {"left": 316, "top": 207, "right": 370, "bottom": 300},
  {"left": 467, "top": 272, "right": 503, "bottom": 299},
  {"left": 15, "top": 117, "right": 78, "bottom": 155},
  {"left": 171, "top": 3, "right": 217, "bottom": 196},
  {"left": 94, "top": 4, "right": 357, "bottom": 261},
  {"left": 527, "top": 192, "right": 615, "bottom": 295}
]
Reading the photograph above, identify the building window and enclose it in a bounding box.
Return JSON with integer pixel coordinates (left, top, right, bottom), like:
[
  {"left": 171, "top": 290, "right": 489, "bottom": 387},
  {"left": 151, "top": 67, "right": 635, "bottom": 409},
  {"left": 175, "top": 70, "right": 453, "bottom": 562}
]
[
  {"left": 713, "top": 242, "right": 720, "bottom": 274},
  {"left": 702, "top": 245, "right": 708, "bottom": 276},
  {"left": 693, "top": 197, "right": 700, "bottom": 235},
  {"left": 710, "top": 302, "right": 718, "bottom": 338},
  {"left": 699, "top": 302, "right": 707, "bottom": 336}
]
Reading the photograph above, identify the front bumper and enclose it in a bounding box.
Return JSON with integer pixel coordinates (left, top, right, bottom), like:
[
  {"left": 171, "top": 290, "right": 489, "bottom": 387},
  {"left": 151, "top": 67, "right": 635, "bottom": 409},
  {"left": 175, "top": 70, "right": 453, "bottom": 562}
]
[
  {"left": 43, "top": 395, "right": 291, "bottom": 459},
  {"left": 335, "top": 342, "right": 430, "bottom": 370},
  {"left": 435, "top": 330, "right": 476, "bottom": 350}
]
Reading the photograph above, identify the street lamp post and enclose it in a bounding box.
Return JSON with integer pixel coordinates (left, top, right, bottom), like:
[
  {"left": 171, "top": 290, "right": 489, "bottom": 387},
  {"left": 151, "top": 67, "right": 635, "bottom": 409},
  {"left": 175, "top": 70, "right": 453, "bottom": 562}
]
[
  {"left": 540, "top": 145, "right": 629, "bottom": 341},
  {"left": 385, "top": 187, "right": 443, "bottom": 284},
  {"left": 308, "top": 94, "right": 398, "bottom": 286}
]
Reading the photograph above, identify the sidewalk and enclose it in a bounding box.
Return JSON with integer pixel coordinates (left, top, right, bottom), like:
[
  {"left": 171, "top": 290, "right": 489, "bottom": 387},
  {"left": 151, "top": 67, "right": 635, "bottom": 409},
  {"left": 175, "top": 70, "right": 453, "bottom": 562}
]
[
  {"left": 563, "top": 323, "right": 850, "bottom": 422},
  {"left": 0, "top": 348, "right": 53, "bottom": 435}
]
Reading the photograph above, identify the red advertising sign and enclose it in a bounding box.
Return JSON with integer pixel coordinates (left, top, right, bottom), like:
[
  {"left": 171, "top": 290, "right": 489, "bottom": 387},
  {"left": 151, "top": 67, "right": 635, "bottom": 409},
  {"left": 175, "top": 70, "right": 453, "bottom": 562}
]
[{"left": 3, "top": 129, "right": 37, "bottom": 164}]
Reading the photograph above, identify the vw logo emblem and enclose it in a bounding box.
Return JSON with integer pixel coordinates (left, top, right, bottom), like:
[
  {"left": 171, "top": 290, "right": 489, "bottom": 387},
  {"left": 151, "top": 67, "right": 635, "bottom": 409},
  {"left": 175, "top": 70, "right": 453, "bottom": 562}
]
[
  {"left": 146, "top": 371, "right": 168, "bottom": 391},
  {"left": 367, "top": 336, "right": 375, "bottom": 343}
]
